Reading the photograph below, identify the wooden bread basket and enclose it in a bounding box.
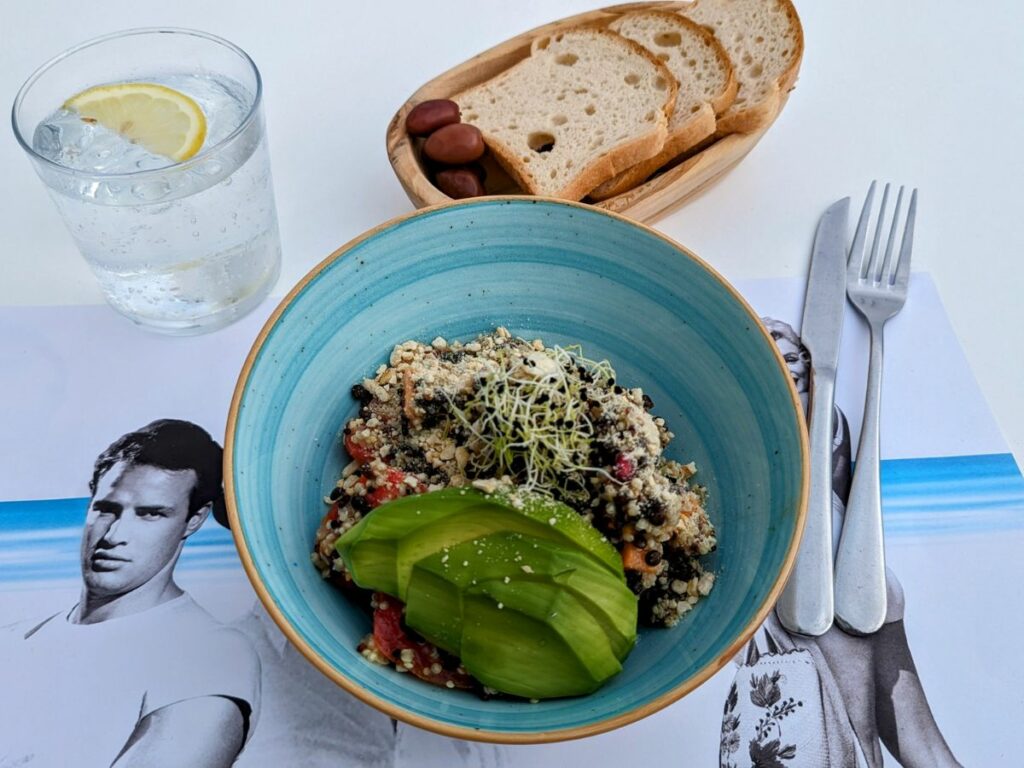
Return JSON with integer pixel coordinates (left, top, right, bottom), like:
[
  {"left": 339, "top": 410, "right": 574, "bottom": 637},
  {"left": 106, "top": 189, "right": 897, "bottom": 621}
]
[{"left": 386, "top": 1, "right": 801, "bottom": 224}]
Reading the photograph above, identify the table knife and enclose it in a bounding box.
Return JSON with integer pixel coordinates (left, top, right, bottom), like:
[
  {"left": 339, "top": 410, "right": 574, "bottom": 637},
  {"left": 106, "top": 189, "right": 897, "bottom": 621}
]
[{"left": 776, "top": 197, "right": 850, "bottom": 636}]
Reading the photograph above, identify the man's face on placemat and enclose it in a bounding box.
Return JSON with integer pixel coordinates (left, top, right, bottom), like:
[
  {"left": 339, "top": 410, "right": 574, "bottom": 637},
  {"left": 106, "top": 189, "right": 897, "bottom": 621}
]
[{"left": 81, "top": 461, "right": 197, "bottom": 597}]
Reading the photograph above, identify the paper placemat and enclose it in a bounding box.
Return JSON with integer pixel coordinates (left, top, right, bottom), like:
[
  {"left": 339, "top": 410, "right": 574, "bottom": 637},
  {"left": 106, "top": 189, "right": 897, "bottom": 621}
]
[{"left": 1, "top": 273, "right": 1019, "bottom": 767}]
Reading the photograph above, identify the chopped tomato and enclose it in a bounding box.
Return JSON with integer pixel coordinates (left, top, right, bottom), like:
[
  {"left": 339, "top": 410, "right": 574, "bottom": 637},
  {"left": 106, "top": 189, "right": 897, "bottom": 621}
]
[
  {"left": 366, "top": 468, "right": 427, "bottom": 509},
  {"left": 344, "top": 432, "right": 375, "bottom": 464},
  {"left": 366, "top": 469, "right": 406, "bottom": 508},
  {"left": 322, "top": 502, "right": 340, "bottom": 525},
  {"left": 370, "top": 593, "right": 474, "bottom": 689}
]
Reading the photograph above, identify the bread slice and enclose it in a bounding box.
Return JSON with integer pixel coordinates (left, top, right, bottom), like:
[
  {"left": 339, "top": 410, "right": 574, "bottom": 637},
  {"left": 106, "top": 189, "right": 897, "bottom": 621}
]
[
  {"left": 454, "top": 28, "right": 678, "bottom": 200},
  {"left": 588, "top": 11, "right": 736, "bottom": 201},
  {"left": 680, "top": 0, "right": 803, "bottom": 135}
]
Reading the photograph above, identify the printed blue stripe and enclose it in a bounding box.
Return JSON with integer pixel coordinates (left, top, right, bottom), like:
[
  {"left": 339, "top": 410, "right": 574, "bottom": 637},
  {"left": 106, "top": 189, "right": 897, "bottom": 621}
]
[
  {"left": 0, "top": 498, "right": 238, "bottom": 584},
  {"left": 0, "top": 453, "right": 1020, "bottom": 585},
  {"left": 876, "top": 453, "right": 1024, "bottom": 535}
]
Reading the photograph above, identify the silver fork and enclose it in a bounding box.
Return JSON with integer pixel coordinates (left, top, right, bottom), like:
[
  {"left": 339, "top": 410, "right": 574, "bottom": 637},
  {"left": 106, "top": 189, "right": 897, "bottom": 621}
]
[{"left": 833, "top": 181, "right": 917, "bottom": 636}]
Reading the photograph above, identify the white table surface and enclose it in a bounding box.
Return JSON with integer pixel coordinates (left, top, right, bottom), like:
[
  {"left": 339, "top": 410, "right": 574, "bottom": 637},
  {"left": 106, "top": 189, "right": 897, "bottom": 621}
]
[{"left": 2, "top": 0, "right": 1022, "bottom": 466}]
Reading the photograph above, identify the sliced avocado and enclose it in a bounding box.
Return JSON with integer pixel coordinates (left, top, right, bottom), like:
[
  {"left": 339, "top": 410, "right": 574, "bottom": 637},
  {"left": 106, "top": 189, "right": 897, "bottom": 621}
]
[
  {"left": 340, "top": 539, "right": 402, "bottom": 596},
  {"left": 496, "top": 492, "right": 621, "bottom": 576},
  {"left": 336, "top": 489, "right": 487, "bottom": 594},
  {"left": 335, "top": 488, "right": 637, "bottom": 699},
  {"left": 406, "top": 532, "right": 636, "bottom": 659},
  {"left": 393, "top": 495, "right": 622, "bottom": 596},
  {"left": 470, "top": 577, "right": 622, "bottom": 682},
  {"left": 336, "top": 489, "right": 622, "bottom": 598},
  {"left": 402, "top": 566, "right": 462, "bottom": 653},
  {"left": 459, "top": 579, "right": 620, "bottom": 698}
]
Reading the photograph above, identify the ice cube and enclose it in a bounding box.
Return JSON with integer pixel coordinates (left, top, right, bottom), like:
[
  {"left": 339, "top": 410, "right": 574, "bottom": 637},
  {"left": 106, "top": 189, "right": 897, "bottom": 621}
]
[
  {"left": 32, "top": 108, "right": 171, "bottom": 174},
  {"left": 32, "top": 122, "right": 63, "bottom": 159}
]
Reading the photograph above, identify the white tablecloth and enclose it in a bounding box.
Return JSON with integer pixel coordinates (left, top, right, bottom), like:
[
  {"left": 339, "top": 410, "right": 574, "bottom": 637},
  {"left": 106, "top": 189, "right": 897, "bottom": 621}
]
[{"left": 2, "top": 0, "right": 1021, "bottom": 463}]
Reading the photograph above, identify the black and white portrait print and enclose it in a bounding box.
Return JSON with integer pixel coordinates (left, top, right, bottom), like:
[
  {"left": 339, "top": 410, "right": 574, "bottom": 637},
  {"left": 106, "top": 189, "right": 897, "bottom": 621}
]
[
  {"left": 0, "top": 418, "right": 395, "bottom": 768},
  {"left": 719, "top": 320, "right": 962, "bottom": 768}
]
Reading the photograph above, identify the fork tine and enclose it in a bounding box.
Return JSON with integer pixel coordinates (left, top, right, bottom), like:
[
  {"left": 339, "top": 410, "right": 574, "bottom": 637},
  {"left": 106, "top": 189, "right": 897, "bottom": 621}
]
[
  {"left": 880, "top": 186, "right": 905, "bottom": 285},
  {"left": 849, "top": 180, "right": 876, "bottom": 279},
  {"left": 893, "top": 188, "right": 917, "bottom": 288},
  {"left": 866, "top": 183, "right": 891, "bottom": 281}
]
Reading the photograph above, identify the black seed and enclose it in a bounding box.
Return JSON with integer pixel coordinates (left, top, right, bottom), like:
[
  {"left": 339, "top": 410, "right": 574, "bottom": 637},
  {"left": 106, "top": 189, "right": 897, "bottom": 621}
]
[
  {"left": 417, "top": 397, "right": 449, "bottom": 429},
  {"left": 591, "top": 440, "right": 619, "bottom": 468},
  {"left": 645, "top": 501, "right": 666, "bottom": 525},
  {"left": 642, "top": 393, "right": 654, "bottom": 410},
  {"left": 614, "top": 385, "right": 624, "bottom": 395},
  {"left": 637, "top": 588, "right": 660, "bottom": 625},
  {"left": 329, "top": 487, "right": 343, "bottom": 501},
  {"left": 668, "top": 556, "right": 695, "bottom": 582},
  {"left": 644, "top": 549, "right": 662, "bottom": 566},
  {"left": 509, "top": 454, "right": 528, "bottom": 476},
  {"left": 633, "top": 534, "right": 646, "bottom": 549},
  {"left": 351, "top": 384, "right": 373, "bottom": 404},
  {"left": 351, "top": 495, "right": 370, "bottom": 513}
]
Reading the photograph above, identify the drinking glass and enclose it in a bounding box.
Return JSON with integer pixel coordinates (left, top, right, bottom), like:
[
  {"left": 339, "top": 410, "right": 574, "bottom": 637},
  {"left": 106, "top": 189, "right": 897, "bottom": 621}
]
[{"left": 12, "top": 28, "right": 282, "bottom": 334}]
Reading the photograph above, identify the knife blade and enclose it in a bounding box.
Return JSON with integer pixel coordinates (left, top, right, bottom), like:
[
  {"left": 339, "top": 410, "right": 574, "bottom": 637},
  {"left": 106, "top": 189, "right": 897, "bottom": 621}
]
[{"left": 776, "top": 197, "right": 850, "bottom": 636}]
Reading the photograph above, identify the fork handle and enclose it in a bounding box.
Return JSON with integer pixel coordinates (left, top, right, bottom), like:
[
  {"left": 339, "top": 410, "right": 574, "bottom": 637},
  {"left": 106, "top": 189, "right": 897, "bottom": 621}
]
[
  {"left": 834, "top": 321, "right": 888, "bottom": 635},
  {"left": 777, "top": 367, "right": 835, "bottom": 636}
]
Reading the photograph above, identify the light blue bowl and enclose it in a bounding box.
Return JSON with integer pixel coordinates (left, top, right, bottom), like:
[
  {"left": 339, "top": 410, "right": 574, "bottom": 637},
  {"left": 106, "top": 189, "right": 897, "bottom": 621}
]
[{"left": 226, "top": 198, "right": 807, "bottom": 743}]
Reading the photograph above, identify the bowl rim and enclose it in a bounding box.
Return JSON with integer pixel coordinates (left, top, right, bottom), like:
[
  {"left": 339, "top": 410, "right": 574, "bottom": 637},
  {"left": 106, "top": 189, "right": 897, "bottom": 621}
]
[{"left": 224, "top": 196, "right": 810, "bottom": 744}]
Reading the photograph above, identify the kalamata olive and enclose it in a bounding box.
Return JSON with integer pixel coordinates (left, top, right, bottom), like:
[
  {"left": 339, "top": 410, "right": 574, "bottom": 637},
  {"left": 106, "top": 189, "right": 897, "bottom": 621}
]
[
  {"left": 423, "top": 123, "right": 485, "bottom": 164},
  {"left": 436, "top": 162, "right": 486, "bottom": 182},
  {"left": 422, "top": 158, "right": 487, "bottom": 183},
  {"left": 405, "top": 99, "right": 461, "bottom": 136},
  {"left": 435, "top": 168, "right": 486, "bottom": 199}
]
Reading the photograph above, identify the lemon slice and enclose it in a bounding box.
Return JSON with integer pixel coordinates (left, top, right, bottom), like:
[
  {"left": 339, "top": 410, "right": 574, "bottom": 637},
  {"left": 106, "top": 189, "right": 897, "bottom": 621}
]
[{"left": 64, "top": 82, "right": 207, "bottom": 162}]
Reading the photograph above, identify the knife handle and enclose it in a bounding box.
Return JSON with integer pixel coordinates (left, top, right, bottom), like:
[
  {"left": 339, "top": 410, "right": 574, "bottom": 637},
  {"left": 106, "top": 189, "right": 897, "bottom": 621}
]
[{"left": 777, "top": 368, "right": 835, "bottom": 636}]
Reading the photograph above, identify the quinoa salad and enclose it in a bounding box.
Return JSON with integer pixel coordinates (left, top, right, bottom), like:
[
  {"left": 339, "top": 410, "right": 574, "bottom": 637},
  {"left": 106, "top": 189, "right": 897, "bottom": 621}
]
[{"left": 312, "top": 328, "right": 717, "bottom": 689}]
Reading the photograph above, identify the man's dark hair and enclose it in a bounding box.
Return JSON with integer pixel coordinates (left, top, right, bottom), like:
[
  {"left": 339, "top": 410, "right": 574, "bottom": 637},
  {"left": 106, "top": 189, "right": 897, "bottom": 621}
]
[{"left": 89, "top": 419, "right": 226, "bottom": 526}]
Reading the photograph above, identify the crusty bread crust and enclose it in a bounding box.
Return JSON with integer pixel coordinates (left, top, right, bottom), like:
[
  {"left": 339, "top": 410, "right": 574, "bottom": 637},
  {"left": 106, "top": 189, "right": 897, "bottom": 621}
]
[
  {"left": 683, "top": 0, "right": 804, "bottom": 137},
  {"left": 714, "top": 92, "right": 778, "bottom": 136},
  {"left": 454, "top": 26, "right": 678, "bottom": 200},
  {"left": 589, "top": 11, "right": 736, "bottom": 201},
  {"left": 589, "top": 104, "right": 713, "bottom": 201}
]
